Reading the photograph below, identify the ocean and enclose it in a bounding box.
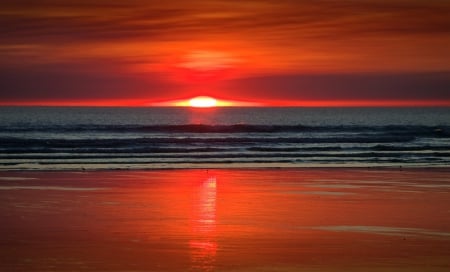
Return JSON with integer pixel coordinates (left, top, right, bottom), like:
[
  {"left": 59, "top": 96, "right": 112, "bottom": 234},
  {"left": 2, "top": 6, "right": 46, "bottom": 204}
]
[{"left": 0, "top": 106, "right": 449, "bottom": 170}]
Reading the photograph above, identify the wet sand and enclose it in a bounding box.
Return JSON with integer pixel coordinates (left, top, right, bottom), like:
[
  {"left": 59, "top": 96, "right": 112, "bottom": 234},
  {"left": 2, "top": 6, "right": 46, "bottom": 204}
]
[{"left": 0, "top": 168, "right": 449, "bottom": 271}]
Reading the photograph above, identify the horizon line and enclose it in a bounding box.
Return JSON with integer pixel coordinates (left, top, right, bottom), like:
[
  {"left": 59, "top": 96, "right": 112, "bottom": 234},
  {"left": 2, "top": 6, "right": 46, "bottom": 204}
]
[{"left": 1, "top": 99, "right": 450, "bottom": 107}]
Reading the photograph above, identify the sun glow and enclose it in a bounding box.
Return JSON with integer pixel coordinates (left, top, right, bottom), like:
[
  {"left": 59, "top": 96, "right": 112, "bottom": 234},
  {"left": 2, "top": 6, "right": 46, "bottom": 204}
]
[
  {"left": 150, "top": 96, "right": 263, "bottom": 107},
  {"left": 189, "top": 96, "right": 218, "bottom": 108},
  {"left": 179, "top": 50, "right": 237, "bottom": 71}
]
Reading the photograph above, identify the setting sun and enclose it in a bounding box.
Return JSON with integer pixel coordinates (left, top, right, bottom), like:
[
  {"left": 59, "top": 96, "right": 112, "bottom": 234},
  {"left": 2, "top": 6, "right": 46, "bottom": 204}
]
[
  {"left": 189, "top": 96, "right": 217, "bottom": 108},
  {"left": 150, "top": 96, "right": 263, "bottom": 107}
]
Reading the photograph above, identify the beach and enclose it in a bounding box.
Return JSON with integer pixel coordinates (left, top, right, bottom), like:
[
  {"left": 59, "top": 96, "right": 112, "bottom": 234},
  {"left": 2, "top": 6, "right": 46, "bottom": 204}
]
[
  {"left": 1, "top": 168, "right": 449, "bottom": 271},
  {"left": 2, "top": 0, "right": 450, "bottom": 270}
]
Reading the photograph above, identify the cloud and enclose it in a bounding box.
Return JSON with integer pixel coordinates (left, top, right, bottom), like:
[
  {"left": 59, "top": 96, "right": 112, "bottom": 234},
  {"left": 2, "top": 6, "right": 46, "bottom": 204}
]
[
  {"left": 0, "top": 62, "right": 180, "bottom": 101},
  {"left": 222, "top": 72, "right": 450, "bottom": 101},
  {"left": 1, "top": 62, "right": 448, "bottom": 103},
  {"left": 0, "top": 0, "right": 449, "bottom": 104},
  {"left": 1, "top": 0, "right": 449, "bottom": 44}
]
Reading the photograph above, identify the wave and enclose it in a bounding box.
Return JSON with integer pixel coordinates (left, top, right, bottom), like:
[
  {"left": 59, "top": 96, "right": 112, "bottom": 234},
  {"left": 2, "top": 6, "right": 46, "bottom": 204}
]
[
  {"left": 2, "top": 124, "right": 449, "bottom": 135},
  {"left": 2, "top": 157, "right": 448, "bottom": 168},
  {"left": 0, "top": 135, "right": 417, "bottom": 149},
  {"left": 2, "top": 151, "right": 449, "bottom": 160},
  {"left": 2, "top": 144, "right": 449, "bottom": 154},
  {"left": 1, "top": 123, "right": 449, "bottom": 169}
]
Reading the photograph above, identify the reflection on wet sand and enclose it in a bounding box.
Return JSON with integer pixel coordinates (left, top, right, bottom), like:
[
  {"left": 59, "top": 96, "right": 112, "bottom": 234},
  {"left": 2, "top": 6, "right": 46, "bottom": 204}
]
[
  {"left": 189, "top": 176, "right": 217, "bottom": 271},
  {"left": 0, "top": 169, "right": 449, "bottom": 271}
]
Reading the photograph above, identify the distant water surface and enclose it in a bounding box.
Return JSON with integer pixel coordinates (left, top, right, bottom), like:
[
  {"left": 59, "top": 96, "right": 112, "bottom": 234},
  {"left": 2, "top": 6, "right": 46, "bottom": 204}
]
[{"left": 0, "top": 107, "right": 449, "bottom": 170}]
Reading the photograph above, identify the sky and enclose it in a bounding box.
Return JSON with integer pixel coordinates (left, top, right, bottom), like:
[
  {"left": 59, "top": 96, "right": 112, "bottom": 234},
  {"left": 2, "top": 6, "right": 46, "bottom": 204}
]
[{"left": 1, "top": 0, "right": 449, "bottom": 106}]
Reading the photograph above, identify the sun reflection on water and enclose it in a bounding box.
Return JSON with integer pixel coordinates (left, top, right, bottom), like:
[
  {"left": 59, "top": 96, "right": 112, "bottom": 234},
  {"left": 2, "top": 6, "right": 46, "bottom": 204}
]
[{"left": 189, "top": 176, "right": 217, "bottom": 271}]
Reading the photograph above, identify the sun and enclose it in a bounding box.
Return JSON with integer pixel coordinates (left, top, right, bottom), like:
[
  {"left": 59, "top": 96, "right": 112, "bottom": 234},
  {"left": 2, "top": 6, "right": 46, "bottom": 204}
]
[
  {"left": 188, "top": 96, "right": 218, "bottom": 108},
  {"left": 150, "top": 96, "right": 264, "bottom": 107}
]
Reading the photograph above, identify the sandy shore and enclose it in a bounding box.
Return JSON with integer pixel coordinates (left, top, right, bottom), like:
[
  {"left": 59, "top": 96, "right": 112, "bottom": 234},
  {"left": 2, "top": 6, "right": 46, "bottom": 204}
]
[{"left": 0, "top": 168, "right": 449, "bottom": 271}]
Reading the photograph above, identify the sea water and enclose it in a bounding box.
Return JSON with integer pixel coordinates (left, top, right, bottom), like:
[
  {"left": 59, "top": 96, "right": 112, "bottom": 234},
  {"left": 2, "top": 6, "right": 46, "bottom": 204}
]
[{"left": 0, "top": 106, "right": 449, "bottom": 170}]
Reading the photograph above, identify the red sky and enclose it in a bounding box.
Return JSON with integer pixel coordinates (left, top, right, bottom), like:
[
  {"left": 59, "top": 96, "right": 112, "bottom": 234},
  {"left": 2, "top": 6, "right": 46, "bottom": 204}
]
[{"left": 1, "top": 0, "right": 449, "bottom": 106}]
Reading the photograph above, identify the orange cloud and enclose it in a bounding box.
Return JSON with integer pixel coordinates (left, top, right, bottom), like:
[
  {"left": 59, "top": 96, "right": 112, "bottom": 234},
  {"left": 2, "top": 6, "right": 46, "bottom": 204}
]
[{"left": 0, "top": 0, "right": 449, "bottom": 105}]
